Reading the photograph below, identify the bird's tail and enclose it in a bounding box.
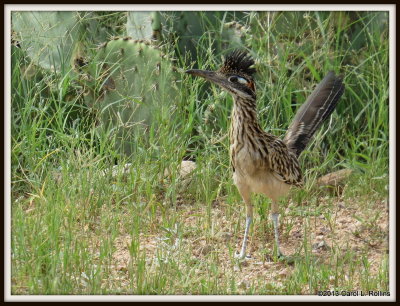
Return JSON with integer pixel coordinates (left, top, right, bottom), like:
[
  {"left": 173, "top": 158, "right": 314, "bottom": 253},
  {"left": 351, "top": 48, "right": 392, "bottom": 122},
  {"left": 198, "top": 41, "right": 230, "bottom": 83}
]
[{"left": 283, "top": 71, "right": 345, "bottom": 157}]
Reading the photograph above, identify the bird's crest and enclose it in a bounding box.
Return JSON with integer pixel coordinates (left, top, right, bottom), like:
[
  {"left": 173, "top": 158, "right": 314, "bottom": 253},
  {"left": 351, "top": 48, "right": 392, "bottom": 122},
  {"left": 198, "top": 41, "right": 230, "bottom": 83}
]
[{"left": 219, "top": 50, "right": 256, "bottom": 79}]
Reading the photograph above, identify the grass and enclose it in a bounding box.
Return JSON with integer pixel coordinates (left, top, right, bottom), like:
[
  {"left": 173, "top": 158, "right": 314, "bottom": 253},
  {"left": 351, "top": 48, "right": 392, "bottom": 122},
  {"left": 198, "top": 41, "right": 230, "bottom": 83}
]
[{"left": 9, "top": 11, "right": 390, "bottom": 296}]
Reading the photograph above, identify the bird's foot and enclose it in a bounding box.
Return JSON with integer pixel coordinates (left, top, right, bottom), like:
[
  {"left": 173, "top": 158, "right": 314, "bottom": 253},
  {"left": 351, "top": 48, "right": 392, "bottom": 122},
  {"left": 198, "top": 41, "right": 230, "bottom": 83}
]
[{"left": 234, "top": 251, "right": 252, "bottom": 260}]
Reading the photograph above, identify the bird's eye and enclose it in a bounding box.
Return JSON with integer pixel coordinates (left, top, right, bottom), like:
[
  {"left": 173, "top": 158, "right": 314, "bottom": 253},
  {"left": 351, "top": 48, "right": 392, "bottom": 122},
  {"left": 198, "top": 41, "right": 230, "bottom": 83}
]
[
  {"left": 229, "top": 75, "right": 248, "bottom": 85},
  {"left": 228, "top": 76, "right": 238, "bottom": 83}
]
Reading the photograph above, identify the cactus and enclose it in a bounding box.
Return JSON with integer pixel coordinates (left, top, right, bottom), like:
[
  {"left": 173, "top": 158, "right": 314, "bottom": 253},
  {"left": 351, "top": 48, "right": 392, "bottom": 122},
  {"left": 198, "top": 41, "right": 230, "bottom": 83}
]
[
  {"left": 11, "top": 11, "right": 121, "bottom": 72},
  {"left": 221, "top": 21, "right": 249, "bottom": 49},
  {"left": 78, "top": 12, "right": 113, "bottom": 46},
  {"left": 79, "top": 38, "right": 179, "bottom": 155},
  {"left": 126, "top": 11, "right": 162, "bottom": 41},
  {"left": 11, "top": 11, "right": 80, "bottom": 72},
  {"left": 172, "top": 12, "right": 248, "bottom": 60},
  {"left": 126, "top": 12, "right": 249, "bottom": 64}
]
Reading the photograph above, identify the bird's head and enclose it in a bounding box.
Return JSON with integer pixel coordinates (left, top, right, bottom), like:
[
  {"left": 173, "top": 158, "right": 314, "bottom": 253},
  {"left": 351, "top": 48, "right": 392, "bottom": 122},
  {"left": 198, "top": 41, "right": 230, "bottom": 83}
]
[{"left": 185, "top": 50, "right": 256, "bottom": 100}]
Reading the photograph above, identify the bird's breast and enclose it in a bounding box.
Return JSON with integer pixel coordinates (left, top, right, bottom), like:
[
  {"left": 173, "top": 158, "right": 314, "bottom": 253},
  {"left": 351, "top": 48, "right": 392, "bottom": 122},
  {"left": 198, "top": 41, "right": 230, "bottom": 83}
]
[
  {"left": 232, "top": 157, "right": 291, "bottom": 202},
  {"left": 230, "top": 142, "right": 266, "bottom": 176}
]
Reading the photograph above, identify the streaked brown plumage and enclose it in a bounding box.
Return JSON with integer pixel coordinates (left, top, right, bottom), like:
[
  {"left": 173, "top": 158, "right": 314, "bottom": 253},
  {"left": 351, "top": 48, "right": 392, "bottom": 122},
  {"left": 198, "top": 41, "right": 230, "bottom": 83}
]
[{"left": 186, "top": 50, "right": 345, "bottom": 259}]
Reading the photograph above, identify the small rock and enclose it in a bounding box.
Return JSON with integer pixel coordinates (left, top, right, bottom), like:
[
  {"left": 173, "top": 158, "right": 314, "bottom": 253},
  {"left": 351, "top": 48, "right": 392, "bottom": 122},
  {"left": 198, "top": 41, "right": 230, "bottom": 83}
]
[
  {"left": 179, "top": 160, "right": 197, "bottom": 178},
  {"left": 312, "top": 240, "right": 330, "bottom": 251},
  {"left": 316, "top": 169, "right": 352, "bottom": 187}
]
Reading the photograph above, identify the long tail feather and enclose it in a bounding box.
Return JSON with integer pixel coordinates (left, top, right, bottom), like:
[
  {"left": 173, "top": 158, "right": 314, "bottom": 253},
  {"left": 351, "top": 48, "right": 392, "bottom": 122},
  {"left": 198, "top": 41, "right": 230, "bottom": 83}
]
[{"left": 283, "top": 71, "right": 345, "bottom": 156}]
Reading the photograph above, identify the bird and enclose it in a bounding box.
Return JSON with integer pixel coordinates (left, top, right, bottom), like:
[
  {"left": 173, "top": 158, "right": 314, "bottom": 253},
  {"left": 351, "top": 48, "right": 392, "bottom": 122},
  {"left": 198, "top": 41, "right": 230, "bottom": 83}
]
[{"left": 185, "top": 50, "right": 345, "bottom": 259}]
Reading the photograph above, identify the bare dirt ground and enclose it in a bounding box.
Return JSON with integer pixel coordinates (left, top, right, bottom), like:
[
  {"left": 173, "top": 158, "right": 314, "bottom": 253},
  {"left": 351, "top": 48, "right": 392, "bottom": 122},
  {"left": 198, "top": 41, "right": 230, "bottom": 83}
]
[{"left": 107, "top": 192, "right": 389, "bottom": 294}]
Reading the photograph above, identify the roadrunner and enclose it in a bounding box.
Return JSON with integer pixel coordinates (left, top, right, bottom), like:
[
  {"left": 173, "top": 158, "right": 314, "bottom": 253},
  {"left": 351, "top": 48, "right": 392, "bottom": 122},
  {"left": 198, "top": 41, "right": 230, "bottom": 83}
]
[{"left": 186, "top": 50, "right": 344, "bottom": 259}]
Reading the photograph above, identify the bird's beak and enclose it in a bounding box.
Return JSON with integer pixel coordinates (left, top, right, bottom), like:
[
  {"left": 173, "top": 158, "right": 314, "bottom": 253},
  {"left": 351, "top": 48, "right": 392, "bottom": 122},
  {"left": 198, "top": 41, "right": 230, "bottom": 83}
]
[
  {"left": 185, "top": 69, "right": 228, "bottom": 89},
  {"left": 185, "top": 69, "right": 217, "bottom": 81}
]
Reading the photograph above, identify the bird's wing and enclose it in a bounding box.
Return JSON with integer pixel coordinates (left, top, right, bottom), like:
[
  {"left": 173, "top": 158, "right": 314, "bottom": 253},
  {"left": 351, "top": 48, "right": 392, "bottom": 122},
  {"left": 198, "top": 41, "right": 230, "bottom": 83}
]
[{"left": 267, "top": 138, "right": 303, "bottom": 187}]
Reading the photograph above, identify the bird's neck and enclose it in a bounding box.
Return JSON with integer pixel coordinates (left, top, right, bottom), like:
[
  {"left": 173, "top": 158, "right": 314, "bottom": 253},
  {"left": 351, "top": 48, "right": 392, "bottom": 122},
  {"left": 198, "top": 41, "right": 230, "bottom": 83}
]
[{"left": 230, "top": 96, "right": 263, "bottom": 145}]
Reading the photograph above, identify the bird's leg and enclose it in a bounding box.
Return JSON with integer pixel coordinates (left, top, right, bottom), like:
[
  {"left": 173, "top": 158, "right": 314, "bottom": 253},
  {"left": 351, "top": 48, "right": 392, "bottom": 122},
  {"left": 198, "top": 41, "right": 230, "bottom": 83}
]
[
  {"left": 236, "top": 214, "right": 252, "bottom": 259},
  {"left": 271, "top": 201, "right": 284, "bottom": 258},
  {"left": 235, "top": 187, "right": 253, "bottom": 259}
]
